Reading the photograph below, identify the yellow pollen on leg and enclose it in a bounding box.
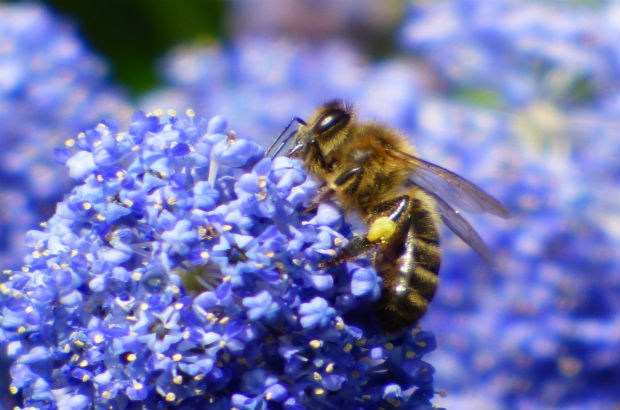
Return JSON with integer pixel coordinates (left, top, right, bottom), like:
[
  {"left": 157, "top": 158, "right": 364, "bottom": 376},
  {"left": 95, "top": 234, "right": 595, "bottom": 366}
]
[{"left": 367, "top": 216, "right": 397, "bottom": 243}]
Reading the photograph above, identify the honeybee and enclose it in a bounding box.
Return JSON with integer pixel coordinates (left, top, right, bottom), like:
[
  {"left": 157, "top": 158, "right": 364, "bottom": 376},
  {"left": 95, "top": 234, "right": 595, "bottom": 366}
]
[{"left": 266, "top": 101, "right": 510, "bottom": 334}]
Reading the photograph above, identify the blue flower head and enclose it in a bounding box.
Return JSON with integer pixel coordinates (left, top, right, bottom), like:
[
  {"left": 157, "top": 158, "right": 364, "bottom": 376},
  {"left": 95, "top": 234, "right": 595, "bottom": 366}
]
[
  {"left": 1, "top": 109, "right": 438, "bottom": 409},
  {"left": 0, "top": 3, "right": 132, "bottom": 269}
]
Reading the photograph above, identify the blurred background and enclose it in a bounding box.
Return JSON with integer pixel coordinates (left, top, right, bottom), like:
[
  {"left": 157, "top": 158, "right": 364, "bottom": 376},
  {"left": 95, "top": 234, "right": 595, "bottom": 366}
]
[{"left": 0, "top": 0, "right": 618, "bottom": 409}]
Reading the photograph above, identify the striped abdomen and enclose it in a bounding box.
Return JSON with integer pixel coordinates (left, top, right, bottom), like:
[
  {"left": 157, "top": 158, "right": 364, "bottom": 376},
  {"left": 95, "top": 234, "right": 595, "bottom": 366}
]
[{"left": 373, "top": 191, "right": 441, "bottom": 334}]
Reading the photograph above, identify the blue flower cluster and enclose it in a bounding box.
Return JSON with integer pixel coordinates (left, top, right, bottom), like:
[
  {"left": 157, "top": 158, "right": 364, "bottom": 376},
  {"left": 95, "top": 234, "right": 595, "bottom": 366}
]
[
  {"left": 0, "top": 3, "right": 132, "bottom": 269},
  {"left": 1, "top": 110, "right": 438, "bottom": 409},
  {"left": 412, "top": 99, "right": 620, "bottom": 410}
]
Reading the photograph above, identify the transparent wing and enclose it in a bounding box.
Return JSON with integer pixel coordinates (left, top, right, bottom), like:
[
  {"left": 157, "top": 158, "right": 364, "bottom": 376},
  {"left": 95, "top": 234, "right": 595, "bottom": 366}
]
[
  {"left": 388, "top": 149, "right": 510, "bottom": 218},
  {"left": 426, "top": 191, "right": 494, "bottom": 264},
  {"left": 387, "top": 147, "right": 508, "bottom": 263}
]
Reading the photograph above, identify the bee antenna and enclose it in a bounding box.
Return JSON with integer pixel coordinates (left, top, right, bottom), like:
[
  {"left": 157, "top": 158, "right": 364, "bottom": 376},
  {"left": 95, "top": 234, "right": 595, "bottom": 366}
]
[
  {"left": 273, "top": 129, "right": 299, "bottom": 158},
  {"left": 265, "top": 117, "right": 306, "bottom": 159},
  {"left": 342, "top": 99, "right": 354, "bottom": 113}
]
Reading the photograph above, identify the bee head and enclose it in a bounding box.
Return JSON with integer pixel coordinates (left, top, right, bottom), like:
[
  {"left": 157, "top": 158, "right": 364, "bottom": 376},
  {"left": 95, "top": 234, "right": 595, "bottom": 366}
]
[{"left": 288, "top": 100, "right": 353, "bottom": 159}]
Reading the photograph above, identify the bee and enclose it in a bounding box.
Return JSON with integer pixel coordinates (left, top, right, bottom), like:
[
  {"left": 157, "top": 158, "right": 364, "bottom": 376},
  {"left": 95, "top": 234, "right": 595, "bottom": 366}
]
[{"left": 266, "top": 101, "right": 510, "bottom": 334}]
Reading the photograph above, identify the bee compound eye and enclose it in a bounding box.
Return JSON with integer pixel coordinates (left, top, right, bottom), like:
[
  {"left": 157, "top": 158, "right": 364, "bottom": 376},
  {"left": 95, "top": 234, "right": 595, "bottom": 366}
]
[
  {"left": 316, "top": 109, "right": 350, "bottom": 134},
  {"left": 319, "top": 114, "right": 336, "bottom": 130}
]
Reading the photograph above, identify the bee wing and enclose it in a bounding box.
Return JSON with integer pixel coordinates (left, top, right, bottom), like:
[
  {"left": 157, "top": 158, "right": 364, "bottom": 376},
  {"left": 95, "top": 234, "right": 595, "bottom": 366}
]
[
  {"left": 388, "top": 149, "right": 510, "bottom": 218},
  {"left": 426, "top": 191, "right": 494, "bottom": 264},
  {"left": 387, "top": 148, "right": 508, "bottom": 263}
]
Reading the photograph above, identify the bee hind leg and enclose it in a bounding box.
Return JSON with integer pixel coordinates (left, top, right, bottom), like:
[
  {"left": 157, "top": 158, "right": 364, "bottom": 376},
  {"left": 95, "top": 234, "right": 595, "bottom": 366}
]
[
  {"left": 319, "top": 235, "right": 374, "bottom": 268},
  {"left": 320, "top": 195, "right": 411, "bottom": 268}
]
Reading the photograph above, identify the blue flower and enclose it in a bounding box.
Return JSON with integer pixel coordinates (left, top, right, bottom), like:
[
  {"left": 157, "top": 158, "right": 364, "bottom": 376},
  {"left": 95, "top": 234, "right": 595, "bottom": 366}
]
[
  {"left": 350, "top": 267, "right": 381, "bottom": 299},
  {"left": 1, "top": 110, "right": 438, "bottom": 409},
  {"left": 299, "top": 297, "right": 336, "bottom": 329},
  {"left": 0, "top": 3, "right": 132, "bottom": 269},
  {"left": 394, "top": 2, "right": 619, "bottom": 405},
  {"left": 242, "top": 290, "right": 279, "bottom": 321}
]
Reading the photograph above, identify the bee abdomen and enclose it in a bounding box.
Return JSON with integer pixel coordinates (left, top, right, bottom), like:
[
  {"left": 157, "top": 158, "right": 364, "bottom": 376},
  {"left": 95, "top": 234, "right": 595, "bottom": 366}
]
[
  {"left": 374, "top": 273, "right": 430, "bottom": 335},
  {"left": 374, "top": 192, "right": 441, "bottom": 334},
  {"left": 410, "top": 196, "right": 441, "bottom": 275},
  {"left": 412, "top": 238, "right": 441, "bottom": 275},
  {"left": 409, "top": 265, "right": 439, "bottom": 299}
]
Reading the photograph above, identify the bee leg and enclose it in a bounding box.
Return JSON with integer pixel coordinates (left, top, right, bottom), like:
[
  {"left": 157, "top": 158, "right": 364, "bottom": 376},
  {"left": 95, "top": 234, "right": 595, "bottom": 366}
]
[
  {"left": 371, "top": 195, "right": 410, "bottom": 221},
  {"left": 305, "top": 165, "right": 363, "bottom": 215},
  {"left": 319, "top": 235, "right": 374, "bottom": 268},
  {"left": 308, "top": 139, "right": 329, "bottom": 169},
  {"left": 321, "top": 195, "right": 411, "bottom": 268},
  {"left": 303, "top": 185, "right": 336, "bottom": 214},
  {"left": 365, "top": 195, "right": 411, "bottom": 243},
  {"left": 333, "top": 166, "right": 364, "bottom": 194}
]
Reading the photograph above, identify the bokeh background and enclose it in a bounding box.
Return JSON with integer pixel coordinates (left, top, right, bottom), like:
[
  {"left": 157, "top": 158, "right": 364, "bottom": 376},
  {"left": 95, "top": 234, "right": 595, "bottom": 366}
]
[{"left": 1, "top": 0, "right": 618, "bottom": 409}]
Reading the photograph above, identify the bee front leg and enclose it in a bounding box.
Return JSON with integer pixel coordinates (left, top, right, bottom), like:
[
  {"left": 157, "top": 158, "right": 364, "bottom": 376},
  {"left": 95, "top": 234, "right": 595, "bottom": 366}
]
[
  {"left": 303, "top": 185, "right": 336, "bottom": 214},
  {"left": 308, "top": 165, "right": 365, "bottom": 214}
]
